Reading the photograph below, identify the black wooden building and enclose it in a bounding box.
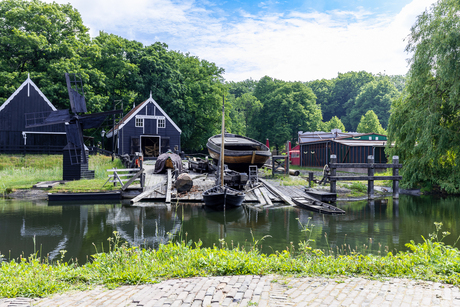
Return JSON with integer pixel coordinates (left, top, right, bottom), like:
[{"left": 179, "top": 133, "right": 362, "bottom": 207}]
[
  {"left": 107, "top": 94, "right": 181, "bottom": 158},
  {"left": 299, "top": 133, "right": 388, "bottom": 168},
  {"left": 0, "top": 77, "right": 66, "bottom": 153}
]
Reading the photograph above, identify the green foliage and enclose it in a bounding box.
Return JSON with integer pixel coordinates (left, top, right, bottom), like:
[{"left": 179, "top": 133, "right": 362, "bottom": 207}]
[
  {"left": 347, "top": 78, "right": 399, "bottom": 130},
  {"left": 0, "top": 154, "right": 123, "bottom": 194},
  {"left": 227, "top": 93, "right": 262, "bottom": 138},
  {"left": 387, "top": 0, "right": 460, "bottom": 193},
  {"left": 305, "top": 78, "right": 333, "bottom": 116},
  {"left": 322, "top": 116, "right": 346, "bottom": 132},
  {"left": 0, "top": 0, "right": 227, "bottom": 152},
  {"left": 255, "top": 78, "right": 322, "bottom": 149},
  {"left": 3, "top": 223, "right": 460, "bottom": 298},
  {"left": 325, "top": 71, "right": 375, "bottom": 129},
  {"left": 172, "top": 54, "right": 226, "bottom": 151},
  {"left": 357, "top": 110, "right": 386, "bottom": 134}
]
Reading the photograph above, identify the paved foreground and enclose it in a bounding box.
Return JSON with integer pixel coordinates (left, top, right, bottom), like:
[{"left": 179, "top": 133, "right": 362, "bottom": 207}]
[{"left": 1, "top": 275, "right": 460, "bottom": 306}]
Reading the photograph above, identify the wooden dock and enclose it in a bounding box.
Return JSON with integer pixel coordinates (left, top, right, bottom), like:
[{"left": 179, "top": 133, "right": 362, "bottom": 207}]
[{"left": 126, "top": 161, "right": 339, "bottom": 213}]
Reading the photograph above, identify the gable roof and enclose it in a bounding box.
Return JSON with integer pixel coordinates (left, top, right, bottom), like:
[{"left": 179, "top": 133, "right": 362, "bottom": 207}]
[
  {"left": 0, "top": 76, "right": 56, "bottom": 112},
  {"left": 106, "top": 94, "right": 181, "bottom": 138}
]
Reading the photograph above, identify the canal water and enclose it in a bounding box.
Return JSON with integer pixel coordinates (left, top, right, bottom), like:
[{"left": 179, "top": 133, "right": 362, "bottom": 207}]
[{"left": 1, "top": 195, "right": 460, "bottom": 264}]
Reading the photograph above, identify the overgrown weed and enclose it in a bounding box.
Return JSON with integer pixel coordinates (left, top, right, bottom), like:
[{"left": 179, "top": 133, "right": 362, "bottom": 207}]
[{"left": 2, "top": 223, "right": 460, "bottom": 298}]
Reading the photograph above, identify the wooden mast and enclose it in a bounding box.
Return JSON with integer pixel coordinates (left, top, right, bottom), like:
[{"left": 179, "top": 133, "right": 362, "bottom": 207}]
[{"left": 220, "top": 96, "right": 225, "bottom": 188}]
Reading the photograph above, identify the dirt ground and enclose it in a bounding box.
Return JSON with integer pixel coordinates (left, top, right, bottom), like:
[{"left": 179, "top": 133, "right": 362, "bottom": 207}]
[{"left": 5, "top": 189, "right": 48, "bottom": 200}]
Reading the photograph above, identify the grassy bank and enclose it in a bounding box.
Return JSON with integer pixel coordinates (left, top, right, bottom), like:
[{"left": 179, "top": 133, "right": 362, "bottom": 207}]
[
  {"left": 1, "top": 223, "right": 460, "bottom": 298},
  {"left": 0, "top": 154, "right": 123, "bottom": 195}
]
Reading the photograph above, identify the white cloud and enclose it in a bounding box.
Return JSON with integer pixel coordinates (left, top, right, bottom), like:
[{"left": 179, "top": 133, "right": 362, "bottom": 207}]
[{"left": 45, "top": 0, "right": 437, "bottom": 82}]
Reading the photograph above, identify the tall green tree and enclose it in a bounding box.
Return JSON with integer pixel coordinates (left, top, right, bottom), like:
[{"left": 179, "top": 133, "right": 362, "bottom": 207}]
[
  {"left": 347, "top": 78, "right": 399, "bottom": 131},
  {"left": 227, "top": 79, "right": 257, "bottom": 99},
  {"left": 357, "top": 110, "right": 386, "bottom": 134},
  {"left": 227, "top": 93, "right": 262, "bottom": 138},
  {"left": 258, "top": 81, "right": 322, "bottom": 149},
  {"left": 387, "top": 0, "right": 460, "bottom": 193},
  {"left": 322, "top": 116, "right": 346, "bottom": 132},
  {"left": 325, "top": 71, "right": 375, "bottom": 129},
  {"left": 306, "top": 78, "right": 333, "bottom": 119},
  {"left": 0, "top": 0, "right": 97, "bottom": 109},
  {"left": 173, "top": 53, "right": 226, "bottom": 151}
]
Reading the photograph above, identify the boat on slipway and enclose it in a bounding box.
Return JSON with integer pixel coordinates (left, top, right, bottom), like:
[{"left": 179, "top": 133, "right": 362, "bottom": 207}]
[
  {"left": 203, "top": 98, "right": 245, "bottom": 210},
  {"left": 206, "top": 134, "right": 270, "bottom": 173}
]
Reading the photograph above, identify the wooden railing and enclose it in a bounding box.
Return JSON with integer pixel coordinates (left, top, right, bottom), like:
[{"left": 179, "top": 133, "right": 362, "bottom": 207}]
[{"left": 328, "top": 155, "right": 401, "bottom": 199}]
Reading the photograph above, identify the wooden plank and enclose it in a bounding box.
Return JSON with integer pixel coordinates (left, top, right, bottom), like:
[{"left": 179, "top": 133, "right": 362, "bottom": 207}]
[
  {"left": 329, "top": 176, "right": 402, "bottom": 181},
  {"left": 108, "top": 179, "right": 140, "bottom": 183},
  {"left": 253, "top": 188, "right": 266, "bottom": 205},
  {"left": 259, "top": 178, "right": 296, "bottom": 207},
  {"left": 329, "top": 163, "right": 402, "bottom": 169},
  {"left": 108, "top": 173, "right": 139, "bottom": 178},
  {"left": 130, "top": 180, "right": 166, "bottom": 204},
  {"left": 166, "top": 169, "right": 172, "bottom": 203},
  {"left": 260, "top": 187, "right": 273, "bottom": 206},
  {"left": 113, "top": 172, "right": 124, "bottom": 187},
  {"left": 121, "top": 168, "right": 144, "bottom": 191},
  {"left": 107, "top": 168, "right": 141, "bottom": 172}
]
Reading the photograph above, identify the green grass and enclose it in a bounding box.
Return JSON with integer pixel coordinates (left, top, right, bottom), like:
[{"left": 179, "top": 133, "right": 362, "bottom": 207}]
[
  {"left": 1, "top": 222, "right": 460, "bottom": 298},
  {"left": 275, "top": 175, "right": 309, "bottom": 187},
  {"left": 0, "top": 154, "right": 124, "bottom": 195}
]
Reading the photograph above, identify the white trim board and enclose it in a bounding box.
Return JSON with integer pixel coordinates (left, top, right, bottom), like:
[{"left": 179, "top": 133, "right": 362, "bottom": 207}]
[
  {"left": 0, "top": 76, "right": 56, "bottom": 112},
  {"left": 107, "top": 96, "right": 181, "bottom": 138}
]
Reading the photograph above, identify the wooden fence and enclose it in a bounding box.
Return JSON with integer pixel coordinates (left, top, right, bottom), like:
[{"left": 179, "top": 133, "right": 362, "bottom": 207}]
[{"left": 329, "top": 155, "right": 401, "bottom": 199}]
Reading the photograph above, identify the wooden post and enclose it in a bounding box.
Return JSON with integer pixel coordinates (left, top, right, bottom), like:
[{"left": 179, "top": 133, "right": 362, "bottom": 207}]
[
  {"left": 285, "top": 141, "right": 290, "bottom": 176},
  {"left": 393, "top": 156, "right": 400, "bottom": 199},
  {"left": 330, "top": 155, "right": 336, "bottom": 193},
  {"left": 368, "top": 155, "right": 374, "bottom": 199},
  {"left": 308, "top": 172, "right": 314, "bottom": 188},
  {"left": 272, "top": 155, "right": 275, "bottom": 177}
]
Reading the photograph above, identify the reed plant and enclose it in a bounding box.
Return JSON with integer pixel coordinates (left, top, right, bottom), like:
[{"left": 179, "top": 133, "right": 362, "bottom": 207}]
[{"left": 2, "top": 222, "right": 460, "bottom": 298}]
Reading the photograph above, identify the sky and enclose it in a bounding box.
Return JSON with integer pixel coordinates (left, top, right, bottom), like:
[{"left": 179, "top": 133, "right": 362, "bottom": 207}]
[{"left": 44, "top": 0, "right": 437, "bottom": 82}]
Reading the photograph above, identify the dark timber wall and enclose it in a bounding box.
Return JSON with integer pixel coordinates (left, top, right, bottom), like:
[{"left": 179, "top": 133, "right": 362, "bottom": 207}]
[
  {"left": 0, "top": 78, "right": 66, "bottom": 153},
  {"left": 300, "top": 141, "right": 387, "bottom": 167},
  {"left": 109, "top": 97, "right": 181, "bottom": 157}
]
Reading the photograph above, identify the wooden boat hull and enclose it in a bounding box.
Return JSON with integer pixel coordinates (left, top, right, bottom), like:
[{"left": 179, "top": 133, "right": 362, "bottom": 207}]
[
  {"left": 203, "top": 186, "right": 245, "bottom": 209},
  {"left": 292, "top": 196, "right": 345, "bottom": 215},
  {"left": 207, "top": 134, "right": 270, "bottom": 172}
]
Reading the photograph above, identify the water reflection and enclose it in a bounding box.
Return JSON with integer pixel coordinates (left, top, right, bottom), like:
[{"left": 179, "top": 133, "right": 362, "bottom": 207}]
[{"left": 1, "top": 194, "right": 460, "bottom": 264}]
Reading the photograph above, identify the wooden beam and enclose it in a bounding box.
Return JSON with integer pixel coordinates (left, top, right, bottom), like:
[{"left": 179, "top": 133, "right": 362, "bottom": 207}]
[
  {"left": 259, "top": 178, "right": 295, "bottom": 206},
  {"left": 130, "top": 180, "right": 166, "bottom": 204},
  {"left": 166, "top": 169, "right": 172, "bottom": 203},
  {"left": 113, "top": 172, "right": 124, "bottom": 187},
  {"left": 329, "top": 176, "right": 402, "bottom": 181},
  {"left": 329, "top": 163, "right": 402, "bottom": 169},
  {"left": 121, "top": 168, "right": 144, "bottom": 191},
  {"left": 253, "top": 188, "right": 266, "bottom": 205},
  {"left": 260, "top": 186, "right": 273, "bottom": 207}
]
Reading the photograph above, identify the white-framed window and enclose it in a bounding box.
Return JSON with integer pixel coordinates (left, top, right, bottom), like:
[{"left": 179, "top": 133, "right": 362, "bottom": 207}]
[
  {"left": 135, "top": 117, "right": 144, "bottom": 127},
  {"left": 158, "top": 118, "right": 165, "bottom": 128}
]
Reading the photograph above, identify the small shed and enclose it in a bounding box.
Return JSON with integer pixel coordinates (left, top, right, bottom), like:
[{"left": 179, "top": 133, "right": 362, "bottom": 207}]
[
  {"left": 0, "top": 76, "right": 66, "bottom": 153},
  {"left": 106, "top": 94, "right": 181, "bottom": 158},
  {"left": 299, "top": 131, "right": 388, "bottom": 169}
]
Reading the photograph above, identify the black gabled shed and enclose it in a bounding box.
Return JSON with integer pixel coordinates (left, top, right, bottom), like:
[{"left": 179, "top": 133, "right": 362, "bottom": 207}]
[
  {"left": 106, "top": 94, "right": 181, "bottom": 158},
  {"left": 0, "top": 77, "right": 66, "bottom": 153}
]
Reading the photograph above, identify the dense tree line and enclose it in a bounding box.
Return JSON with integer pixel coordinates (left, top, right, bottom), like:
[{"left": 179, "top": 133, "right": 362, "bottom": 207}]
[
  {"left": 0, "top": 0, "right": 406, "bottom": 153},
  {"left": 7, "top": 0, "right": 458, "bottom": 194},
  {"left": 0, "top": 0, "right": 225, "bottom": 151},
  {"left": 306, "top": 72, "right": 403, "bottom": 132},
  {"left": 387, "top": 0, "right": 460, "bottom": 193}
]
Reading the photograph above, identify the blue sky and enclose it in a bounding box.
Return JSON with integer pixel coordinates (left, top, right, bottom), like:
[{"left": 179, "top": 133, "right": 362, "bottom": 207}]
[{"left": 45, "top": 0, "right": 437, "bottom": 82}]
